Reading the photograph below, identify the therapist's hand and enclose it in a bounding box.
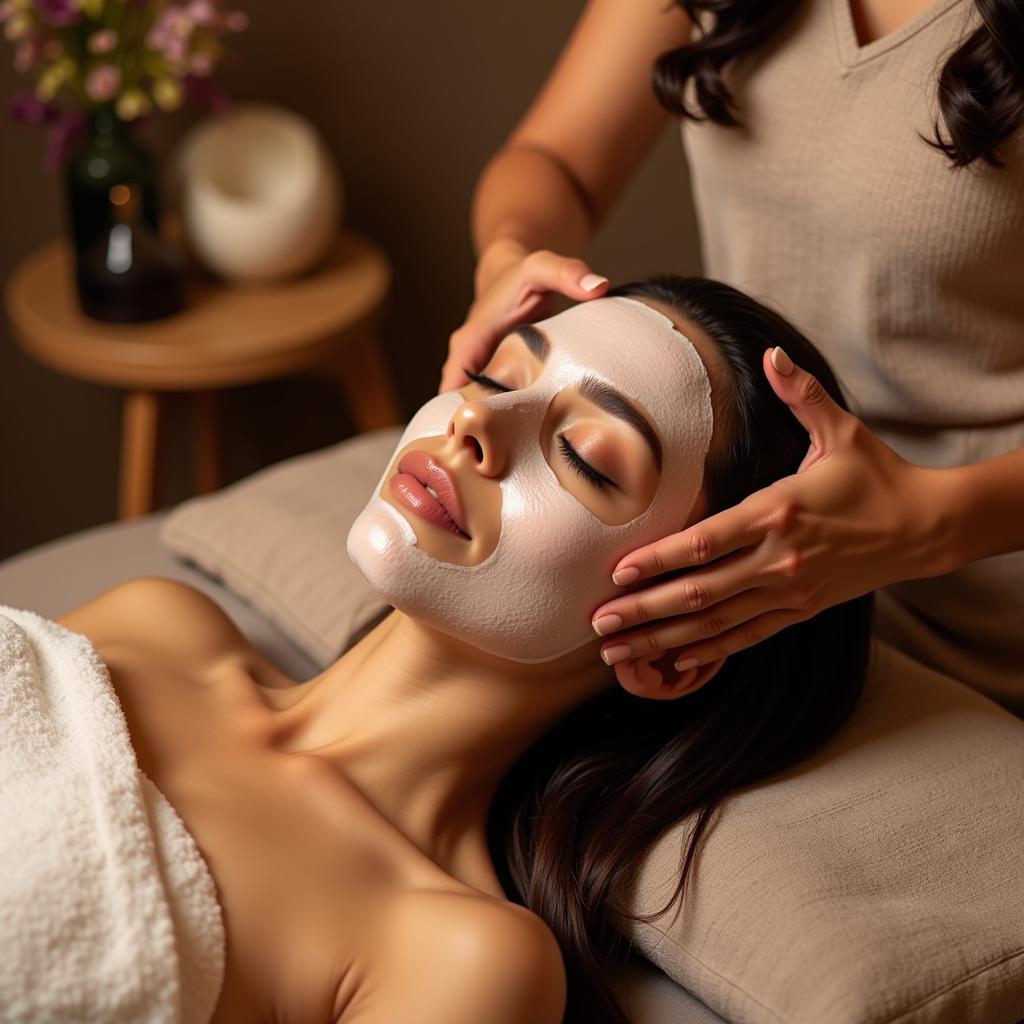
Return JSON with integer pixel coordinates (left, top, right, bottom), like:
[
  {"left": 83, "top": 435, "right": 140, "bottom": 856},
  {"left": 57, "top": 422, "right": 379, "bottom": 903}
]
[
  {"left": 591, "top": 346, "right": 962, "bottom": 696},
  {"left": 438, "top": 239, "right": 609, "bottom": 393}
]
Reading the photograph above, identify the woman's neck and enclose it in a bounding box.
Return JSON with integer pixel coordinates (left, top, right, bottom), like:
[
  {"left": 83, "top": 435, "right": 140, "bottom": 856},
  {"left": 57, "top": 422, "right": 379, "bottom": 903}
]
[{"left": 266, "top": 610, "right": 611, "bottom": 890}]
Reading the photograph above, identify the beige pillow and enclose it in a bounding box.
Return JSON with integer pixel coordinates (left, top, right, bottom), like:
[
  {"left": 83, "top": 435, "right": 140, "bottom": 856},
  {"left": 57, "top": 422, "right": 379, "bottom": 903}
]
[
  {"left": 621, "top": 637, "right": 1024, "bottom": 1024},
  {"left": 159, "top": 427, "right": 399, "bottom": 667},
  {"left": 161, "top": 429, "right": 1024, "bottom": 1022}
]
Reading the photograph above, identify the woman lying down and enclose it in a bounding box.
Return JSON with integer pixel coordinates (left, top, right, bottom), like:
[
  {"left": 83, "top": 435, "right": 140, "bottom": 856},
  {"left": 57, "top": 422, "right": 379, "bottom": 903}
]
[{"left": 0, "top": 276, "right": 873, "bottom": 1024}]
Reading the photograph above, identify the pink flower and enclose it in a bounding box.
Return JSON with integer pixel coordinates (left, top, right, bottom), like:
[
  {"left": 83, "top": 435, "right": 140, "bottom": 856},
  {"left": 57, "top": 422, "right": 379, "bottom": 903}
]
[
  {"left": 151, "top": 6, "right": 194, "bottom": 41},
  {"left": 13, "top": 38, "right": 40, "bottom": 72},
  {"left": 85, "top": 63, "right": 122, "bottom": 101},
  {"left": 186, "top": 0, "right": 215, "bottom": 25},
  {"left": 147, "top": 6, "right": 197, "bottom": 62},
  {"left": 163, "top": 33, "right": 187, "bottom": 61},
  {"left": 87, "top": 28, "right": 118, "bottom": 54}
]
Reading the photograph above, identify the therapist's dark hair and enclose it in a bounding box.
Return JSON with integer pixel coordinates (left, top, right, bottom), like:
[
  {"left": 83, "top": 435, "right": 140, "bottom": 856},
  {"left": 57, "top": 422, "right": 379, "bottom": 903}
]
[
  {"left": 652, "top": 0, "right": 1023, "bottom": 169},
  {"left": 486, "top": 275, "right": 876, "bottom": 1024}
]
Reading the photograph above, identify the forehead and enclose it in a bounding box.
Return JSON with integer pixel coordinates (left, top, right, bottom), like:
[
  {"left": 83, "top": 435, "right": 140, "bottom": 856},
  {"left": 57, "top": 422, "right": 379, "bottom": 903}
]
[{"left": 532, "top": 296, "right": 709, "bottom": 427}]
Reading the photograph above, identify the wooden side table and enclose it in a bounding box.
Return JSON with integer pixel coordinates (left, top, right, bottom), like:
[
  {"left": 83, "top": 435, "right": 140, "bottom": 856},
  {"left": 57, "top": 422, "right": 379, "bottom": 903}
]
[{"left": 3, "top": 227, "right": 402, "bottom": 520}]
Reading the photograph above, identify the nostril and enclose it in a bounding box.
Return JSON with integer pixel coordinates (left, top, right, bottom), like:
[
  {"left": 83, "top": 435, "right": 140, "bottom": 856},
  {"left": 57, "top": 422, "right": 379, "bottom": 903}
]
[{"left": 463, "top": 436, "right": 484, "bottom": 463}]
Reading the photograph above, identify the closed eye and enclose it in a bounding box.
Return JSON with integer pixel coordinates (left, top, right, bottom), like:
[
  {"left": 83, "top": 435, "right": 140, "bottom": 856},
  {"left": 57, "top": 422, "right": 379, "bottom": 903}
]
[
  {"left": 556, "top": 435, "right": 615, "bottom": 490},
  {"left": 462, "top": 368, "right": 618, "bottom": 490},
  {"left": 463, "top": 368, "right": 509, "bottom": 393}
]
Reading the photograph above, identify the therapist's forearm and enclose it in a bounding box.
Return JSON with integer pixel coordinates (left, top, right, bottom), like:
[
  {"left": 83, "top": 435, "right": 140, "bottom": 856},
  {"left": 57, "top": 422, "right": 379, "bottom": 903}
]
[
  {"left": 947, "top": 446, "right": 1024, "bottom": 567},
  {"left": 470, "top": 142, "right": 595, "bottom": 294}
]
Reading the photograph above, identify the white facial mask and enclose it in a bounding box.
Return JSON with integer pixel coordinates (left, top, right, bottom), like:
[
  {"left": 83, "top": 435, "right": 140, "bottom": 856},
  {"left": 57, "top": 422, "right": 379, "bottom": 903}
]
[{"left": 346, "top": 296, "right": 714, "bottom": 663}]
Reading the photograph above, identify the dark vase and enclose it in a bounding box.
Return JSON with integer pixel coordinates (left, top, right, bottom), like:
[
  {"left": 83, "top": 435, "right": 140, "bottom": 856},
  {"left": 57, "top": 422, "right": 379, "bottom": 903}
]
[{"left": 64, "top": 106, "right": 186, "bottom": 322}]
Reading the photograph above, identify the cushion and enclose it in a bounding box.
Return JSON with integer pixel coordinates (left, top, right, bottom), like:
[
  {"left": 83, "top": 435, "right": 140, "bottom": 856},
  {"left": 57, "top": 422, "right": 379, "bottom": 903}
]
[
  {"left": 159, "top": 427, "right": 398, "bottom": 668},
  {"left": 621, "top": 637, "right": 1024, "bottom": 1024},
  {"left": 160, "top": 428, "right": 1024, "bottom": 1024}
]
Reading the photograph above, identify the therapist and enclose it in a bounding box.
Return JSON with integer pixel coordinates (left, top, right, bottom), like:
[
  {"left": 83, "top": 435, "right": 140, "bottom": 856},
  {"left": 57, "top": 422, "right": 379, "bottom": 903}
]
[{"left": 438, "top": 0, "right": 1024, "bottom": 715}]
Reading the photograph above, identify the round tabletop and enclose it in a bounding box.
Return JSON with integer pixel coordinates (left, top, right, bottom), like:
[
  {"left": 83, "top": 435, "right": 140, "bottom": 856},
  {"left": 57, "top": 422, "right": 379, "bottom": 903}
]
[{"left": 3, "top": 227, "right": 391, "bottom": 390}]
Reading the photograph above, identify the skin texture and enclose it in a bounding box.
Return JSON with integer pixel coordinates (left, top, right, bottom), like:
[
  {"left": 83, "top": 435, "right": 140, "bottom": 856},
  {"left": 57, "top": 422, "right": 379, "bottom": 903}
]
[{"left": 53, "top": 296, "right": 728, "bottom": 1023}]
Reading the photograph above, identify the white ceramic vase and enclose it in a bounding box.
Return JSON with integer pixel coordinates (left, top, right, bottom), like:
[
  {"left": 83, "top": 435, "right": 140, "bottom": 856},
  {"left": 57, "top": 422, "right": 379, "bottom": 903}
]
[{"left": 172, "top": 103, "right": 343, "bottom": 283}]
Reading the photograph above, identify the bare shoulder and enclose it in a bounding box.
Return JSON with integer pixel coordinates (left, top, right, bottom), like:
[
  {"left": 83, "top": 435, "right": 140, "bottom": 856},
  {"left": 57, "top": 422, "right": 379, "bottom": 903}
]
[
  {"left": 55, "top": 576, "right": 248, "bottom": 664},
  {"left": 350, "top": 888, "right": 567, "bottom": 1024}
]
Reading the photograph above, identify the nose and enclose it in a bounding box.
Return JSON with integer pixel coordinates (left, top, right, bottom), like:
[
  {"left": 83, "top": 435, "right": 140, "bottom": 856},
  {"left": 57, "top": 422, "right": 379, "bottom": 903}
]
[{"left": 447, "top": 398, "right": 509, "bottom": 478}]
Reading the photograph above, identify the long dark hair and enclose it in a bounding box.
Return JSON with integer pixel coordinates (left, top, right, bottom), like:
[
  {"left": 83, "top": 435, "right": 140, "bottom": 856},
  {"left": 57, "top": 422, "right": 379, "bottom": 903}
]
[
  {"left": 652, "top": 0, "right": 1023, "bottom": 169},
  {"left": 486, "top": 274, "right": 877, "bottom": 1024}
]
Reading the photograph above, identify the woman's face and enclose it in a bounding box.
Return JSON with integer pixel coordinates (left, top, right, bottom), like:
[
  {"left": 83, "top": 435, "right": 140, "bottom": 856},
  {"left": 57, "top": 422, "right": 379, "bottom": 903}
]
[{"left": 347, "top": 296, "right": 716, "bottom": 663}]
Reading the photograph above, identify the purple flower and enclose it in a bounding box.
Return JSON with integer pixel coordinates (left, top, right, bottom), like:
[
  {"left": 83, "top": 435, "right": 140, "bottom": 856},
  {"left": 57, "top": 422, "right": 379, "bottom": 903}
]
[
  {"left": 44, "top": 108, "right": 88, "bottom": 172},
  {"left": 8, "top": 91, "right": 59, "bottom": 125},
  {"left": 183, "top": 73, "right": 232, "bottom": 114},
  {"left": 33, "top": 0, "right": 81, "bottom": 28}
]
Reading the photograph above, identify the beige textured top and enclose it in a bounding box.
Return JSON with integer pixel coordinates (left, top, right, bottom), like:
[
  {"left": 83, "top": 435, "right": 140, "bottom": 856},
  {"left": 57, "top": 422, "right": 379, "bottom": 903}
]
[{"left": 680, "top": 0, "right": 1024, "bottom": 713}]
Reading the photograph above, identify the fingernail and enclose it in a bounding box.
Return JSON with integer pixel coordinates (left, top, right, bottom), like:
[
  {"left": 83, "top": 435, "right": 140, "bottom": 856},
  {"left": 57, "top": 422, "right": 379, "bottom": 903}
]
[
  {"left": 612, "top": 566, "right": 640, "bottom": 585},
  {"left": 601, "top": 644, "right": 632, "bottom": 666},
  {"left": 674, "top": 656, "right": 699, "bottom": 672},
  {"left": 592, "top": 613, "right": 623, "bottom": 636},
  {"left": 580, "top": 273, "right": 608, "bottom": 292},
  {"left": 770, "top": 346, "right": 794, "bottom": 376}
]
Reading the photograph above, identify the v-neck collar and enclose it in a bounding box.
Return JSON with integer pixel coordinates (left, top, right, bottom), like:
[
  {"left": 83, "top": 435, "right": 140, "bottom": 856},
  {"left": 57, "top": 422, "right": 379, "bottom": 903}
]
[{"left": 831, "top": 0, "right": 967, "bottom": 68}]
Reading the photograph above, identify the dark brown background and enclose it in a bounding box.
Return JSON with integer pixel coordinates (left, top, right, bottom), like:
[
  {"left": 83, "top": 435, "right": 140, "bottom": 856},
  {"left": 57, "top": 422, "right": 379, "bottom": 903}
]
[{"left": 0, "top": 2, "right": 702, "bottom": 561}]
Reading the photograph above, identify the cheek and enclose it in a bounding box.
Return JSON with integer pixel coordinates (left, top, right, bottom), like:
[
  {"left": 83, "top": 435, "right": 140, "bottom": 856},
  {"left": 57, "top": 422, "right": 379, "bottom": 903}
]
[
  {"left": 400, "top": 391, "right": 464, "bottom": 440},
  {"left": 496, "top": 459, "right": 633, "bottom": 587}
]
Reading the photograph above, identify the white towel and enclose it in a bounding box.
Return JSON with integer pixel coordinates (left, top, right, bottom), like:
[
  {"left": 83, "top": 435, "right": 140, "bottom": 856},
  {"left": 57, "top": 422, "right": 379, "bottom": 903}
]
[{"left": 0, "top": 604, "right": 226, "bottom": 1023}]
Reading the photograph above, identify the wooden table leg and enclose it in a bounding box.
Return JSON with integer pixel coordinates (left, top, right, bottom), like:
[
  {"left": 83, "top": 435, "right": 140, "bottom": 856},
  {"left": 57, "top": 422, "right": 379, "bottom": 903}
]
[
  {"left": 326, "top": 329, "right": 403, "bottom": 431},
  {"left": 119, "top": 389, "right": 160, "bottom": 520},
  {"left": 192, "top": 389, "right": 221, "bottom": 494}
]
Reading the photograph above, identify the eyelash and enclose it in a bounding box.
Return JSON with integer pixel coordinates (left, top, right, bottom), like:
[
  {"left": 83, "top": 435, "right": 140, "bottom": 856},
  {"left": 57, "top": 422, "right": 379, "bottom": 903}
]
[
  {"left": 463, "top": 368, "right": 507, "bottom": 392},
  {"left": 462, "top": 368, "right": 616, "bottom": 490}
]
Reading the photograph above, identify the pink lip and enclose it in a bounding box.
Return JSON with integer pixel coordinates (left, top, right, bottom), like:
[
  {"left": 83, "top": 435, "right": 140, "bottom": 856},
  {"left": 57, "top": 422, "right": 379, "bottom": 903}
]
[{"left": 390, "top": 449, "right": 471, "bottom": 539}]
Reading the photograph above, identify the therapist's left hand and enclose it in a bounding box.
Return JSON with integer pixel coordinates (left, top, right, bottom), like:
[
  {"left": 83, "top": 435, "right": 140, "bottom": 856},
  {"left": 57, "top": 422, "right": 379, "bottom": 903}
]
[{"left": 591, "top": 346, "right": 962, "bottom": 696}]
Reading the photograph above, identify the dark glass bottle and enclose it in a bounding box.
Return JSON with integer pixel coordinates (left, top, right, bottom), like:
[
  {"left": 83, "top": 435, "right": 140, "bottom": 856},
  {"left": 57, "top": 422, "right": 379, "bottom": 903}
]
[
  {"left": 75, "top": 181, "right": 186, "bottom": 322},
  {"left": 64, "top": 107, "right": 160, "bottom": 257}
]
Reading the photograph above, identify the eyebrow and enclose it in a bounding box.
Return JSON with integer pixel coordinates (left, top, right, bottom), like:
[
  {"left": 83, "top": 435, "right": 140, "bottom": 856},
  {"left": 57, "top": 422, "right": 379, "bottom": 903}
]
[
  {"left": 577, "top": 375, "right": 663, "bottom": 473},
  {"left": 505, "top": 325, "right": 663, "bottom": 472},
  {"left": 508, "top": 323, "right": 550, "bottom": 363}
]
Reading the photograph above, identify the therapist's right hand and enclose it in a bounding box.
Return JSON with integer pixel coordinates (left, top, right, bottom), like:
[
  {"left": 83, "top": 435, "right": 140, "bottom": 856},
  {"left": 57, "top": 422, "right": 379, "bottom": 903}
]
[{"left": 438, "top": 239, "right": 609, "bottom": 393}]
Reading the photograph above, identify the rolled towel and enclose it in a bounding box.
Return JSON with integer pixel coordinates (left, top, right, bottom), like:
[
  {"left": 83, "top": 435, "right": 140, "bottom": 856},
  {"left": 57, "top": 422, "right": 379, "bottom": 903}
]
[{"left": 0, "top": 604, "right": 226, "bottom": 1023}]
